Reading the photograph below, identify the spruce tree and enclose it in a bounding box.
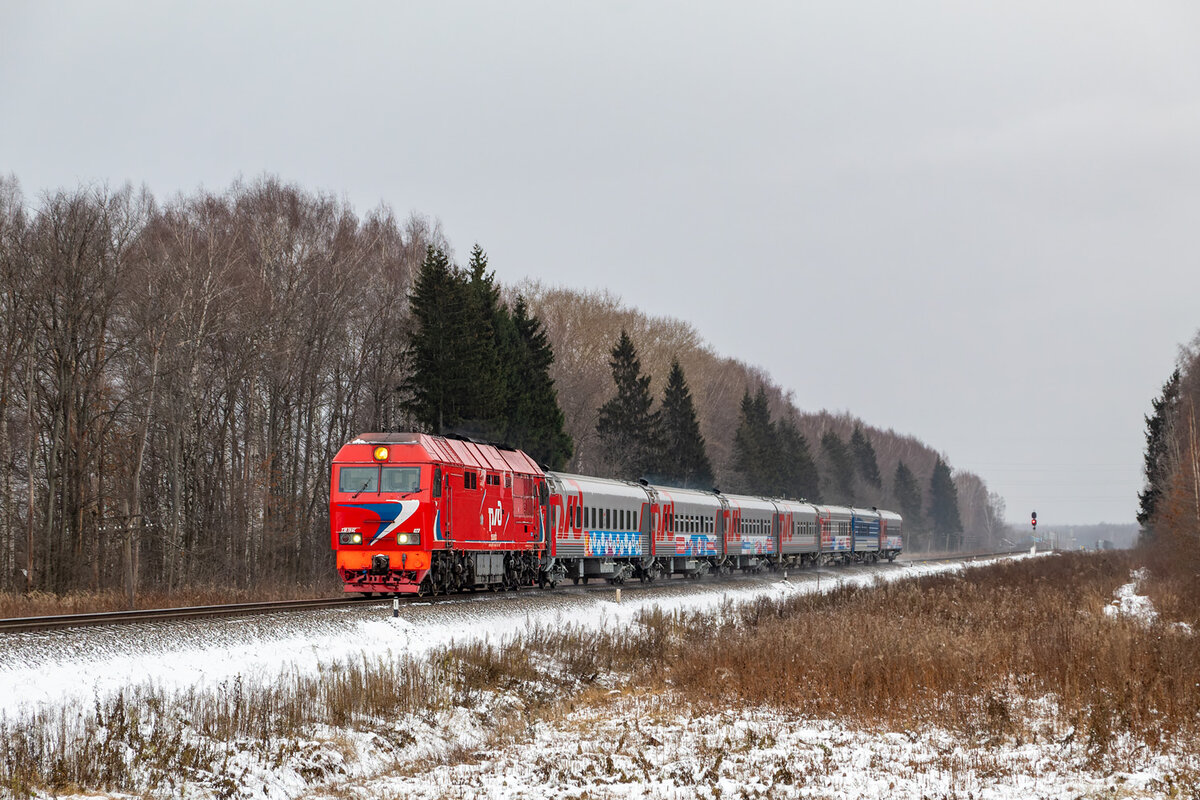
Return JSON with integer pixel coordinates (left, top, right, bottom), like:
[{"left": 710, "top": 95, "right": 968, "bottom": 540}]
[
  {"left": 402, "top": 246, "right": 474, "bottom": 433},
  {"left": 596, "top": 330, "right": 661, "bottom": 478},
  {"left": 462, "top": 243, "right": 506, "bottom": 430},
  {"left": 732, "top": 386, "right": 781, "bottom": 494},
  {"left": 778, "top": 416, "right": 820, "bottom": 500},
  {"left": 1137, "top": 368, "right": 1181, "bottom": 538},
  {"left": 659, "top": 359, "right": 713, "bottom": 489},
  {"left": 849, "top": 424, "right": 883, "bottom": 489},
  {"left": 820, "top": 431, "right": 856, "bottom": 504},
  {"left": 892, "top": 460, "right": 923, "bottom": 533},
  {"left": 928, "top": 456, "right": 963, "bottom": 550},
  {"left": 504, "top": 296, "right": 573, "bottom": 469}
]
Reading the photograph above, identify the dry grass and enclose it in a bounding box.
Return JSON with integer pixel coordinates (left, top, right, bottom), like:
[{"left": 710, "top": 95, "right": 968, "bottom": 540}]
[
  {"left": 5, "top": 550, "right": 1198, "bottom": 797},
  {"left": 0, "top": 580, "right": 343, "bottom": 619},
  {"left": 651, "top": 552, "right": 1200, "bottom": 750},
  {"left": 506, "top": 551, "right": 1200, "bottom": 761}
]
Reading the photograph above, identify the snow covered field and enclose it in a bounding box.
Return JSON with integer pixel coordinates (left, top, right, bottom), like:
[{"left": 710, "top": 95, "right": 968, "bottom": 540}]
[
  {"left": 0, "top": 559, "right": 963, "bottom": 720},
  {"left": 7, "top": 553, "right": 1197, "bottom": 800}
]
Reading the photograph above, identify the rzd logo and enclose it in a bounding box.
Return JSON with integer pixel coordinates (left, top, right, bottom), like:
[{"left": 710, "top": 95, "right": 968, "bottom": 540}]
[{"left": 488, "top": 502, "right": 504, "bottom": 529}]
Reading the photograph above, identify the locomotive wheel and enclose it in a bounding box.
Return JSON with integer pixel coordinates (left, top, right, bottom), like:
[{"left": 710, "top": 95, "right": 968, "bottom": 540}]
[{"left": 572, "top": 576, "right": 580, "bottom": 585}]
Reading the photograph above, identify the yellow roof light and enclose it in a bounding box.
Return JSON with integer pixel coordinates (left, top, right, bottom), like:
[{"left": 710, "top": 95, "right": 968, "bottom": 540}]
[{"left": 373, "top": 446, "right": 389, "bottom": 462}]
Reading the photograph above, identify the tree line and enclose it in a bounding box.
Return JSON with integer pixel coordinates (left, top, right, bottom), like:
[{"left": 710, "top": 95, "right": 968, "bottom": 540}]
[
  {"left": 0, "top": 177, "right": 440, "bottom": 596},
  {"left": 0, "top": 175, "right": 1002, "bottom": 599},
  {"left": 588, "top": 331, "right": 966, "bottom": 549}
]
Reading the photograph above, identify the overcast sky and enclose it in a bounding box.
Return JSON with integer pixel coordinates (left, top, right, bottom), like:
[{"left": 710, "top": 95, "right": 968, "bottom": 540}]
[{"left": 4, "top": 1, "right": 1199, "bottom": 526}]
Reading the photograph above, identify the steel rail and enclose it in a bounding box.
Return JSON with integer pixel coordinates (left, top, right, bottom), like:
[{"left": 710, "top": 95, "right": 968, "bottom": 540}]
[
  {"left": 0, "top": 596, "right": 373, "bottom": 634},
  {"left": 900, "top": 550, "right": 1028, "bottom": 563}
]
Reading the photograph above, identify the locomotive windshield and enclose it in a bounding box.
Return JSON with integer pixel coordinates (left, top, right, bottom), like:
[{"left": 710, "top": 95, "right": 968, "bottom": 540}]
[
  {"left": 339, "top": 467, "right": 378, "bottom": 494},
  {"left": 382, "top": 467, "right": 420, "bottom": 493},
  {"left": 338, "top": 465, "right": 421, "bottom": 494}
]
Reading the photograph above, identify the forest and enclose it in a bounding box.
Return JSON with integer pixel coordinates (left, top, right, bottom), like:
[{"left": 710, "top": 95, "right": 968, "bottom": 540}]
[
  {"left": 0, "top": 176, "right": 1007, "bottom": 601},
  {"left": 1137, "top": 334, "right": 1200, "bottom": 549}
]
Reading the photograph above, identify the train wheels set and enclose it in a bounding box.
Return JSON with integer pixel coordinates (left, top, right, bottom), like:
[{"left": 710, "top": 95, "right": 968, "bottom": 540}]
[{"left": 358, "top": 549, "right": 901, "bottom": 599}]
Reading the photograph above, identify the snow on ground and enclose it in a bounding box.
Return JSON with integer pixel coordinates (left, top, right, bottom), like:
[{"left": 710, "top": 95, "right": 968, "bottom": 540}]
[
  {"left": 301, "top": 696, "right": 1197, "bottom": 800},
  {"left": 14, "top": 551, "right": 1198, "bottom": 800},
  {"left": 1, "top": 557, "right": 1000, "bottom": 721},
  {"left": 1104, "top": 566, "right": 1194, "bottom": 634},
  {"left": 1103, "top": 567, "right": 1159, "bottom": 625}
]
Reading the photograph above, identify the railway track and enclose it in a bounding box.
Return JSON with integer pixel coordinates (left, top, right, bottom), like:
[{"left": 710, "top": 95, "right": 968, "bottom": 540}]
[
  {"left": 901, "top": 549, "right": 1026, "bottom": 563},
  {"left": 0, "top": 596, "right": 373, "bottom": 634},
  {"left": 1, "top": 550, "right": 1032, "bottom": 634}
]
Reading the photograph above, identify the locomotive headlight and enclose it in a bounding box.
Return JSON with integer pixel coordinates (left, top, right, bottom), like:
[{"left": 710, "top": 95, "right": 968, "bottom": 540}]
[
  {"left": 373, "top": 446, "right": 389, "bottom": 462},
  {"left": 339, "top": 532, "right": 363, "bottom": 545},
  {"left": 352, "top": 533, "right": 362, "bottom": 544},
  {"left": 397, "top": 532, "right": 419, "bottom": 545}
]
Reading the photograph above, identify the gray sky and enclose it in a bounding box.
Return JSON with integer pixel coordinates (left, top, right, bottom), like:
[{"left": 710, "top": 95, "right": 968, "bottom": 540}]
[{"left": 4, "top": 1, "right": 1199, "bottom": 525}]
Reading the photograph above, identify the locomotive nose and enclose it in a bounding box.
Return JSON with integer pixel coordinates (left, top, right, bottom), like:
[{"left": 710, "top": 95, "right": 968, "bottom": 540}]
[{"left": 370, "top": 554, "right": 390, "bottom": 574}]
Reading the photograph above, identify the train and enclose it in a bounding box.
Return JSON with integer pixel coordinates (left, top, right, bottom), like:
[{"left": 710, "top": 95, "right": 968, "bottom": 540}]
[{"left": 329, "top": 432, "right": 903, "bottom": 595}]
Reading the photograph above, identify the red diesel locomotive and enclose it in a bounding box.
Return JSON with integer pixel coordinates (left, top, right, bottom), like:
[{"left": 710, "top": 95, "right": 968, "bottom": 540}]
[{"left": 330, "top": 432, "right": 903, "bottom": 595}]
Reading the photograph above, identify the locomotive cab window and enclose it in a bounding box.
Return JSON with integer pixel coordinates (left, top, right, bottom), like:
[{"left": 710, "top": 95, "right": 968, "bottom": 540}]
[
  {"left": 339, "top": 466, "right": 378, "bottom": 494},
  {"left": 381, "top": 467, "right": 420, "bottom": 493}
]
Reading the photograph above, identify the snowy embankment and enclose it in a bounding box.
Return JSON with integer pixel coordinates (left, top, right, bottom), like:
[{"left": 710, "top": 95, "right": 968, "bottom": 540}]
[
  {"left": 1, "top": 559, "right": 967, "bottom": 721},
  {"left": 15, "top": 552, "right": 1194, "bottom": 800}
]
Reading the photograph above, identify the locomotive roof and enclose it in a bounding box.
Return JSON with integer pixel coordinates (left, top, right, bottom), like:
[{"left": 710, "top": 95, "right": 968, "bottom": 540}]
[{"left": 340, "top": 432, "right": 543, "bottom": 476}]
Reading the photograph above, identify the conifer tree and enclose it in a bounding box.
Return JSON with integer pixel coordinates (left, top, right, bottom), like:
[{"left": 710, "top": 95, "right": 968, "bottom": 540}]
[
  {"left": 402, "top": 246, "right": 474, "bottom": 433},
  {"left": 849, "top": 424, "right": 883, "bottom": 489},
  {"left": 892, "top": 460, "right": 923, "bottom": 532},
  {"left": 1137, "top": 368, "right": 1181, "bottom": 538},
  {"left": 928, "top": 456, "right": 963, "bottom": 550},
  {"left": 462, "top": 243, "right": 505, "bottom": 429},
  {"left": 820, "top": 431, "right": 856, "bottom": 504},
  {"left": 659, "top": 359, "right": 713, "bottom": 488},
  {"left": 503, "top": 296, "right": 573, "bottom": 469},
  {"left": 778, "top": 416, "right": 820, "bottom": 500},
  {"left": 596, "top": 330, "right": 661, "bottom": 477},
  {"left": 732, "top": 386, "right": 781, "bottom": 494}
]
